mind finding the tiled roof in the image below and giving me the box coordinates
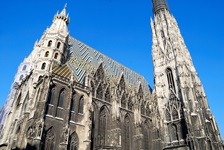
[52,64,76,81]
[67,36,151,93]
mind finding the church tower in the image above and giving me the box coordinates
[151,0,223,149]
[0,5,70,149]
[32,5,69,82]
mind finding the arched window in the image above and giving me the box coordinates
[69,132,79,150]
[121,94,126,108]
[172,109,179,120]
[22,65,27,71]
[54,53,58,59]
[123,116,131,150]
[70,92,75,112]
[78,96,84,114]
[48,87,55,105]
[99,107,107,146]
[45,51,49,57]
[141,103,145,115]
[57,89,65,108]
[166,68,176,92]
[41,63,46,70]
[105,87,110,102]
[170,124,178,141]
[128,98,133,111]
[143,125,149,150]
[44,127,55,150]
[166,109,171,121]
[48,40,52,47]
[19,75,24,80]
[146,104,150,116]
[57,42,61,49]
[96,84,103,99]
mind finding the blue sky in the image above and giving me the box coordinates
[0,0,223,139]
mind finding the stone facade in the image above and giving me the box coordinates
[0,1,223,150]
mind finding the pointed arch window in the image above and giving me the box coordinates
[57,89,65,108]
[121,94,126,108]
[146,104,150,116]
[99,107,107,146]
[166,109,171,121]
[48,87,55,105]
[45,51,49,57]
[172,109,179,120]
[166,68,176,92]
[44,127,55,150]
[19,75,24,80]
[69,132,79,150]
[41,63,46,70]
[96,84,103,99]
[141,102,145,115]
[143,125,149,150]
[105,87,110,102]
[170,124,178,141]
[128,98,133,111]
[78,96,84,114]
[48,40,52,47]
[57,42,61,49]
[123,116,131,150]
[22,65,27,71]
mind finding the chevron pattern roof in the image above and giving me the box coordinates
[67,36,151,92]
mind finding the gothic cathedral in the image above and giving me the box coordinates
[0,0,223,150]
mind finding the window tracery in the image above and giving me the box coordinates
[69,132,79,150]
[96,84,103,99]
[99,107,107,146]
[57,89,65,108]
[44,127,55,150]
[48,87,55,105]
[166,109,171,121]
[105,87,110,102]
[94,63,104,81]
[141,102,145,115]
[121,94,126,108]
[143,124,149,150]
[123,116,131,150]
[172,108,179,120]
[128,98,133,111]
[166,68,176,92]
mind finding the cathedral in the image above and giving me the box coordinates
[0,0,223,150]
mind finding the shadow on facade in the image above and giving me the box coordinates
[13,144,37,150]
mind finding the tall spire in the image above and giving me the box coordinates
[152,0,169,14]
[53,4,69,25]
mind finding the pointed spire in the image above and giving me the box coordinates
[54,4,70,25]
[60,3,67,16]
[152,0,169,14]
